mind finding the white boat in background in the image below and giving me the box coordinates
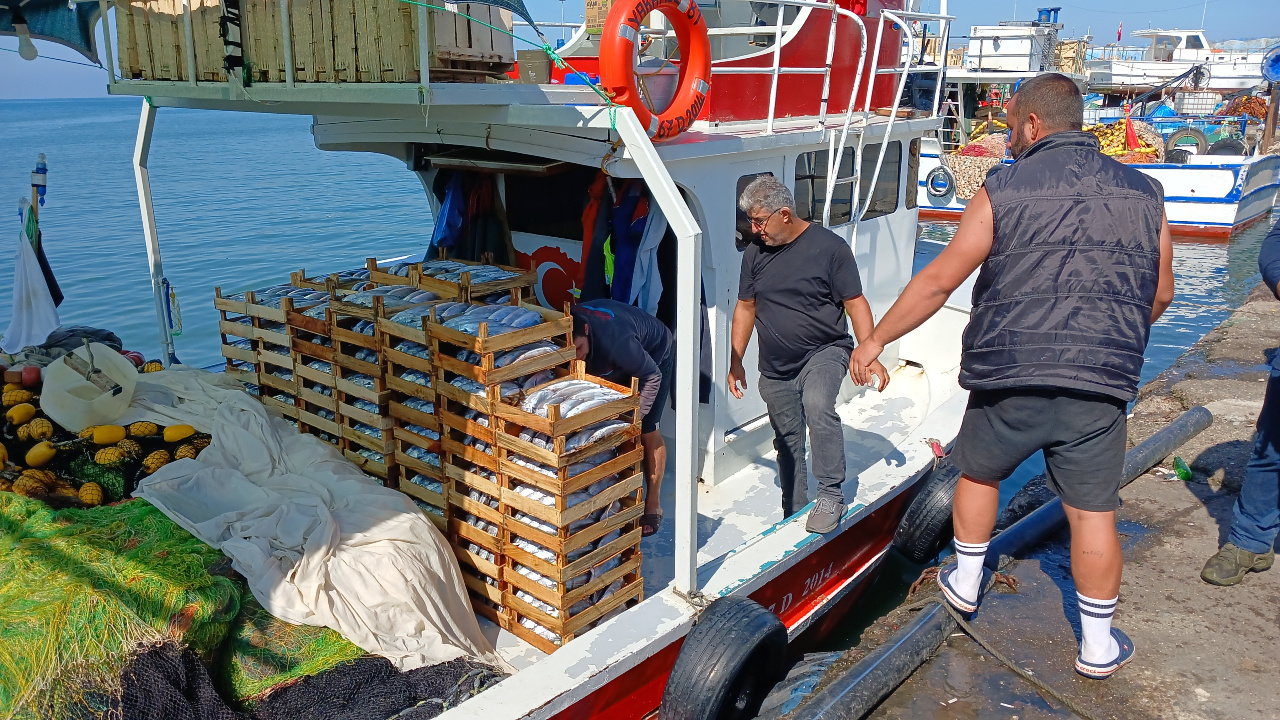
[919,138,1280,239]
[1087,29,1268,94]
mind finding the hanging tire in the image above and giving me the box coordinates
[1207,137,1248,156]
[1165,127,1208,155]
[1166,148,1191,165]
[924,165,955,198]
[659,596,789,720]
[892,460,961,564]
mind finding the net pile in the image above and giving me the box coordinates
[215,594,366,705]
[0,495,239,720]
[941,134,1008,200]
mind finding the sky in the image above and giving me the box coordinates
[1,0,1278,99]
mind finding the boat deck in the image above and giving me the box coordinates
[479,359,961,670]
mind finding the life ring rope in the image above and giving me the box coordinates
[600,0,713,140]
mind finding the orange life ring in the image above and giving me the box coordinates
[600,0,712,140]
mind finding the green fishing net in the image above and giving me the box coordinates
[0,494,240,720]
[214,594,366,706]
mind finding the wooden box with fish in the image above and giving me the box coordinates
[447,460,509,627]
[491,363,645,653]
[409,258,537,303]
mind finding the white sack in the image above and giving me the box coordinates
[133,385,498,670]
[2,203,59,353]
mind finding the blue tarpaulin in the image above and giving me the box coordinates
[1,1,101,63]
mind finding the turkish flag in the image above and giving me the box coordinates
[1117,22,1122,42]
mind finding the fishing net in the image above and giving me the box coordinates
[0,494,240,720]
[214,594,366,705]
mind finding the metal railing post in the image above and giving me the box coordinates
[133,99,178,365]
[183,0,197,84]
[280,0,295,86]
[99,0,117,86]
[816,0,838,128]
[612,108,703,599]
[765,6,785,134]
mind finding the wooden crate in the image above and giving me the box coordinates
[415,259,536,303]
[426,302,571,357]
[344,446,395,481]
[290,268,367,295]
[504,534,644,654]
[402,470,449,532]
[492,363,641,439]
[447,462,509,626]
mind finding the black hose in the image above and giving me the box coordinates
[788,406,1213,720]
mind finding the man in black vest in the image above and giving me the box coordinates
[850,73,1175,679]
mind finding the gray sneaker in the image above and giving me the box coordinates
[1201,542,1275,586]
[806,497,842,534]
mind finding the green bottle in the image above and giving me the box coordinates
[1173,456,1193,481]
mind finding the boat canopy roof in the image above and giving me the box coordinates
[1,0,101,62]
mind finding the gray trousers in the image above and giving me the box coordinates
[757,345,850,516]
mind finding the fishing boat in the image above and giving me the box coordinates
[918,136,1280,239]
[1087,29,1269,95]
[12,0,978,716]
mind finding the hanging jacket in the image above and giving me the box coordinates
[608,182,647,303]
[961,131,1164,402]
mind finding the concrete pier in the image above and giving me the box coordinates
[857,285,1280,720]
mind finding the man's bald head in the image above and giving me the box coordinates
[1006,73,1084,158]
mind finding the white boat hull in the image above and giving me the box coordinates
[919,149,1280,239]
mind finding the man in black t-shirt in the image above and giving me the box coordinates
[729,175,889,534]
[572,299,674,537]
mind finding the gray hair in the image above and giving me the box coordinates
[738,174,795,215]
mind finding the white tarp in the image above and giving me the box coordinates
[132,375,498,670]
[2,201,59,353]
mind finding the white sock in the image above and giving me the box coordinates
[1077,593,1120,664]
[951,538,989,601]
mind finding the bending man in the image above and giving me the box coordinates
[850,74,1174,679]
[729,175,888,534]
[572,298,673,537]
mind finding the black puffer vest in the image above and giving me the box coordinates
[960,131,1165,402]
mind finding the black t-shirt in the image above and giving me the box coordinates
[574,298,672,385]
[738,223,864,380]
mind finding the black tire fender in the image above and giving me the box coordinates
[1166,148,1191,164]
[892,461,961,564]
[660,596,789,720]
[1207,137,1248,156]
[1165,126,1208,155]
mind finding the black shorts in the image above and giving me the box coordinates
[642,350,675,435]
[951,388,1128,512]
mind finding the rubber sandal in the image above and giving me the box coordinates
[1075,628,1135,679]
[641,512,663,538]
[938,565,991,615]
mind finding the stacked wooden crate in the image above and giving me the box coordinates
[214,287,261,389]
[114,0,514,83]
[289,301,343,445]
[429,302,575,627]
[492,365,645,653]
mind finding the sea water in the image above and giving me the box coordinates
[0,97,434,366]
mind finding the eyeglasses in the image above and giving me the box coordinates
[748,208,779,230]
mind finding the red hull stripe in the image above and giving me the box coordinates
[546,490,913,720]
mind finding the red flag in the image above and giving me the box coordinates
[1117,22,1122,42]
[1124,103,1140,150]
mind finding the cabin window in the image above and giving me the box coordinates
[794,149,855,225]
[1184,35,1204,49]
[735,173,771,250]
[905,139,920,211]
[858,141,902,220]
